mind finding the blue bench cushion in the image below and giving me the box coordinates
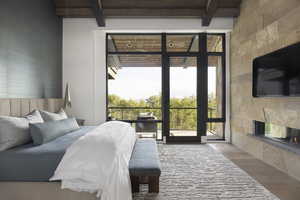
[129,139,161,176]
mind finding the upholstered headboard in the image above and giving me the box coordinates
[0,99,64,117]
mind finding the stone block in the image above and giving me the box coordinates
[283,151,300,181]
[244,135,263,160]
[262,143,287,172]
[278,6,300,38]
[261,0,300,27]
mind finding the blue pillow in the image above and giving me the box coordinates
[30,118,80,145]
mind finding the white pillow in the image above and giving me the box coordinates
[0,110,44,151]
[24,110,44,124]
[39,108,68,122]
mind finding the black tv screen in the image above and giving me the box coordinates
[253,41,300,97]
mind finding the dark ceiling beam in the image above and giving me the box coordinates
[56,8,93,17]
[90,0,105,26]
[106,8,207,17]
[104,8,239,17]
[202,0,219,26]
[56,8,239,18]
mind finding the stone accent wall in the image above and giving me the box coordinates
[230,0,300,180]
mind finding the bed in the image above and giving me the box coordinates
[0,98,161,200]
[0,99,106,200]
[0,126,95,182]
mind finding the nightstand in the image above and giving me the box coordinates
[76,119,85,126]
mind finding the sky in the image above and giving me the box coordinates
[109,67,216,100]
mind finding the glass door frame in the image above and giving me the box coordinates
[105,32,226,143]
[162,33,208,143]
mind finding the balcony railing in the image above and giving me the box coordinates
[108,106,217,133]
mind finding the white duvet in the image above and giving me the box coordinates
[50,121,136,200]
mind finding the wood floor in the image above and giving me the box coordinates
[209,143,300,200]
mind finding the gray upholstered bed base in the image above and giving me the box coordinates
[0,98,96,200]
[0,139,162,199]
[0,126,95,182]
[0,182,98,200]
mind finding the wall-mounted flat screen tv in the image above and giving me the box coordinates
[253,41,300,97]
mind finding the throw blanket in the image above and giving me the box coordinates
[50,121,136,200]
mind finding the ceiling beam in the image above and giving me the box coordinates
[90,0,105,26]
[56,8,239,18]
[202,0,219,26]
[56,8,93,17]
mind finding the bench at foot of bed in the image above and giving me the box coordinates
[131,175,160,193]
[129,139,161,193]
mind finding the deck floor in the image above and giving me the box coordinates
[137,130,223,140]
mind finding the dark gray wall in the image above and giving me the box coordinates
[0,0,62,98]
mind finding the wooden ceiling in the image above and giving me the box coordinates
[54,0,241,26]
[108,35,222,53]
[106,34,223,68]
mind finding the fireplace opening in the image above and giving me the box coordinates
[254,121,300,148]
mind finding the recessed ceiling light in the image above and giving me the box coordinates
[126,41,134,48]
[168,41,175,48]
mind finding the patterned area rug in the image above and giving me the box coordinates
[133,144,279,200]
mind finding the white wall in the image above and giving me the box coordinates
[225,33,231,142]
[63,18,233,126]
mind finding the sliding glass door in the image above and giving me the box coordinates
[162,33,207,143]
[168,56,198,140]
[106,33,226,143]
[106,34,163,140]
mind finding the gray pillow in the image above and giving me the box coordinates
[39,109,68,122]
[0,110,44,151]
[30,118,80,145]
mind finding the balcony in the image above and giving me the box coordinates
[108,106,222,140]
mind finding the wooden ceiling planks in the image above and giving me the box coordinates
[107,34,223,68]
